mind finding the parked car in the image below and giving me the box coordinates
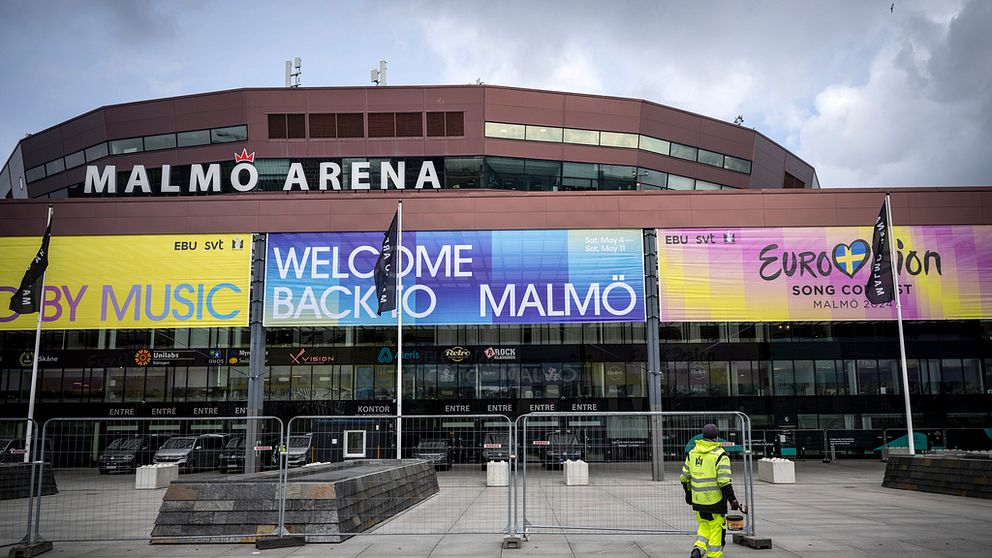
[153,434,226,472]
[414,439,451,471]
[542,430,583,469]
[219,434,279,474]
[0,438,52,463]
[97,434,171,474]
[272,433,313,469]
[480,432,510,470]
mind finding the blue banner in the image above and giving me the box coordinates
[264,229,645,326]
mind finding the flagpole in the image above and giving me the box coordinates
[885,193,915,455]
[396,200,403,460]
[24,206,53,463]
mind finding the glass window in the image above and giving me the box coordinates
[771,361,795,396]
[794,361,815,395]
[670,142,698,161]
[668,174,694,190]
[445,157,482,189]
[143,133,176,151]
[962,359,983,394]
[698,149,724,167]
[45,158,65,175]
[84,142,109,161]
[269,365,292,400]
[286,115,306,139]
[337,113,364,138]
[695,180,722,191]
[207,366,228,401]
[857,359,879,395]
[525,125,562,142]
[724,155,752,173]
[211,125,248,143]
[64,150,86,169]
[40,369,61,402]
[484,122,525,140]
[708,361,730,396]
[268,114,287,139]
[145,367,167,401]
[563,128,599,145]
[599,131,638,148]
[445,112,464,136]
[177,130,210,147]
[310,113,336,138]
[639,135,670,155]
[25,166,46,182]
[637,168,667,190]
[878,359,899,395]
[731,361,756,396]
[393,112,422,137]
[186,366,208,401]
[110,137,143,155]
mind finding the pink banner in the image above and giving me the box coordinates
[658,226,992,321]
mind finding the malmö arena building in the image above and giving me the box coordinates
[0,84,990,460]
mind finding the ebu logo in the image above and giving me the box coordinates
[444,346,471,363]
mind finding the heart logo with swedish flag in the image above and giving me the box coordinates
[832,240,871,278]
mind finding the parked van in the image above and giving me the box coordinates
[98,434,171,474]
[219,434,279,474]
[153,434,226,472]
[271,433,313,468]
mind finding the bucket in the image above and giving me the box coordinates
[726,514,745,531]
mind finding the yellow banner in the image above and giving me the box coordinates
[1,234,251,330]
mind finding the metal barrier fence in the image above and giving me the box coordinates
[515,411,755,537]
[283,414,514,536]
[30,416,283,544]
[0,418,38,548]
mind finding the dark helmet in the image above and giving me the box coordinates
[702,424,719,440]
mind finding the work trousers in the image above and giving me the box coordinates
[692,512,726,558]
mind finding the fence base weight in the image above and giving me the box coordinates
[502,534,523,549]
[7,541,53,558]
[256,535,305,550]
[733,534,772,549]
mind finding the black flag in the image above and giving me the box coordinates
[9,220,52,315]
[865,201,895,304]
[374,210,399,315]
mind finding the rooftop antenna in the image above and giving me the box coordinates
[371,60,387,86]
[285,57,302,87]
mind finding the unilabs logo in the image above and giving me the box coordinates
[444,346,471,363]
[134,349,152,366]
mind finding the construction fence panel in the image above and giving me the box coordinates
[281,414,513,538]
[516,411,754,537]
[0,418,39,548]
[32,416,283,544]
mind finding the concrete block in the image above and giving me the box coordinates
[486,461,509,486]
[758,458,795,484]
[135,463,179,489]
[564,459,589,486]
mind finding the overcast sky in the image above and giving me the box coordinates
[1,0,989,188]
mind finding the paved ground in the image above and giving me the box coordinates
[3,459,990,557]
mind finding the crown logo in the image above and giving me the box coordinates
[234,148,255,163]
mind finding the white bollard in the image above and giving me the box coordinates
[757,457,795,484]
[486,461,509,487]
[564,459,589,486]
[135,463,179,489]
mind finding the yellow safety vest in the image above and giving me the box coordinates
[680,438,732,507]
